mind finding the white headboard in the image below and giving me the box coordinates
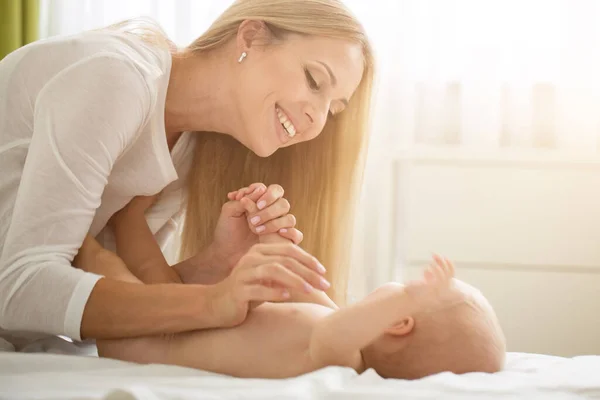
[393,148,600,356]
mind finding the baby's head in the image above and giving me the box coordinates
[361,280,506,379]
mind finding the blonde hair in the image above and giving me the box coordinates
[108,0,375,305]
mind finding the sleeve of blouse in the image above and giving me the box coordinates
[0,52,155,340]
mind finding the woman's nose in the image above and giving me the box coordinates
[302,102,328,137]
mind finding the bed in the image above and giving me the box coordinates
[1,351,599,399]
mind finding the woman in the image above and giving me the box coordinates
[0,0,374,351]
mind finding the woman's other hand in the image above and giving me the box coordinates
[208,242,329,327]
[210,182,301,272]
[229,183,303,245]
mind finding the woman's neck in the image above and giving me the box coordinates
[164,45,240,148]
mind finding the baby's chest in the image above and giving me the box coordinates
[212,304,330,378]
[241,304,318,354]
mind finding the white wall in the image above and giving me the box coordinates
[393,148,600,357]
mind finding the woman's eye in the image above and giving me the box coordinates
[304,67,320,91]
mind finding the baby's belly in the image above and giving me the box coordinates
[169,303,333,378]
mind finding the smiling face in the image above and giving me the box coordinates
[233,23,365,157]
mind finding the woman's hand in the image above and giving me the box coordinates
[230,185,304,245]
[209,183,301,272]
[225,192,339,309]
[208,242,329,328]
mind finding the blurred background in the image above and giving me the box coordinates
[3,0,600,357]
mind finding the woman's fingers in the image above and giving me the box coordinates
[256,184,284,210]
[244,285,290,303]
[254,214,296,235]
[233,183,292,232]
[240,244,328,289]
[256,243,326,275]
[247,197,291,228]
[243,262,314,294]
[265,255,330,291]
[277,227,304,245]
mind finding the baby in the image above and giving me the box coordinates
[75,193,506,380]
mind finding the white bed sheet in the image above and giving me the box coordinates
[1,352,599,400]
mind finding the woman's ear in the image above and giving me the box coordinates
[237,20,271,51]
[384,317,415,337]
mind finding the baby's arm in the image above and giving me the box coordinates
[308,283,410,366]
[309,257,455,366]
[110,195,182,284]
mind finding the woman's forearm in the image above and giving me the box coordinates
[80,278,220,339]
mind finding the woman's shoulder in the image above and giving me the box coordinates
[70,30,172,80]
[9,29,172,88]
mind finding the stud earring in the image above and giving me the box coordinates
[238,52,247,63]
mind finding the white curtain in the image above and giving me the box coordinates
[40,0,600,299]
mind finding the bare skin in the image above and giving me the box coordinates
[76,16,364,339]
[78,238,456,378]
[75,196,460,378]
[165,20,364,156]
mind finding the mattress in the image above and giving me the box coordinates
[1,352,599,399]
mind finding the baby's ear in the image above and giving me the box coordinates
[384,317,414,337]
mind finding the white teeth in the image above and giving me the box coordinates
[276,106,296,138]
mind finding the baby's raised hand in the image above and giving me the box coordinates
[423,254,455,286]
[405,255,457,313]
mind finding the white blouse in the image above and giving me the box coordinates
[0,30,195,346]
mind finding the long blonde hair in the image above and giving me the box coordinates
[111,0,375,305]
